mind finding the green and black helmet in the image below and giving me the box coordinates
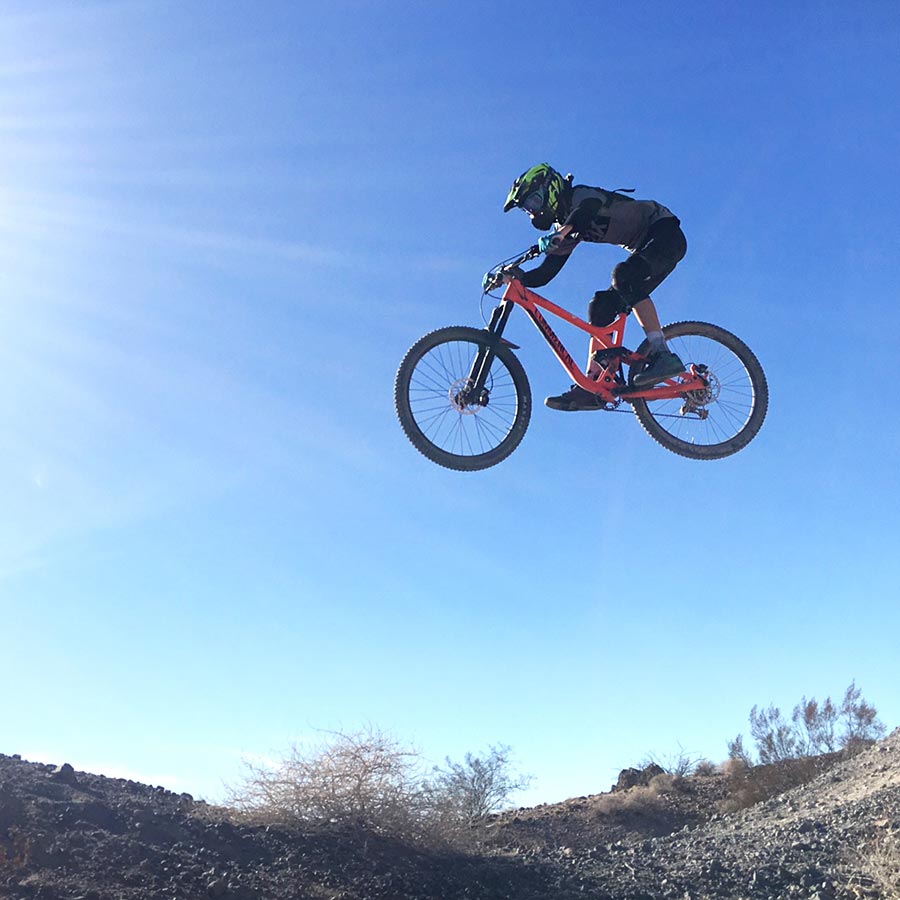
[503,163,568,229]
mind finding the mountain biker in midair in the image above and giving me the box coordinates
[493,163,688,410]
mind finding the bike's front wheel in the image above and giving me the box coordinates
[395,326,532,471]
[630,321,768,460]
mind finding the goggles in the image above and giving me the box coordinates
[520,189,546,214]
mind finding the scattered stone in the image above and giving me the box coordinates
[51,762,77,785]
[2,730,900,899]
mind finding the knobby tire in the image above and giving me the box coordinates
[629,321,768,460]
[395,326,532,472]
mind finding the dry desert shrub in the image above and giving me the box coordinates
[592,778,682,819]
[729,682,885,767]
[719,757,749,779]
[647,773,684,796]
[848,829,900,899]
[718,753,841,813]
[227,727,529,848]
[227,726,431,840]
[639,748,707,778]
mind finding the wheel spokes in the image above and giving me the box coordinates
[407,339,520,458]
[645,332,757,447]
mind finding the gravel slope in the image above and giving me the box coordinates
[1,730,898,900]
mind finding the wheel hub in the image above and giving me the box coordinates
[449,378,488,415]
[681,370,720,416]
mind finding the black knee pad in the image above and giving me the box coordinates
[612,255,652,306]
[588,289,626,326]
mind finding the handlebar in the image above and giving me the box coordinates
[507,245,542,268]
[483,245,542,293]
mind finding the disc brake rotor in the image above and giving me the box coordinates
[681,370,720,416]
[449,378,488,415]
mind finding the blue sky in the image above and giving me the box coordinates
[2,0,899,805]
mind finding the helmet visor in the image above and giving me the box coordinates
[520,189,546,214]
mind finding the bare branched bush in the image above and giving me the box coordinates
[427,745,532,828]
[227,726,434,841]
[794,694,839,754]
[639,746,705,777]
[749,703,799,764]
[726,734,753,768]
[840,681,887,747]
[227,727,530,849]
[729,681,885,766]
[719,683,887,812]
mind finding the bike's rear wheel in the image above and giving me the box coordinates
[630,321,768,460]
[395,326,532,471]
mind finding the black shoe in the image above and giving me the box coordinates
[545,385,604,411]
[631,350,685,387]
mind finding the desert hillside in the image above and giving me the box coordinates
[2,731,899,899]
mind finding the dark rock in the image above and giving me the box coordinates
[207,878,228,898]
[613,763,666,792]
[51,763,77,785]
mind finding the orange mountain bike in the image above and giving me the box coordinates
[395,245,768,471]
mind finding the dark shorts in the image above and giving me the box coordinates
[633,217,687,297]
[592,218,688,324]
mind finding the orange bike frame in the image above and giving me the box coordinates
[499,279,704,404]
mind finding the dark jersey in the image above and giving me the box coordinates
[519,185,677,289]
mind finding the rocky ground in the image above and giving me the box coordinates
[2,731,899,900]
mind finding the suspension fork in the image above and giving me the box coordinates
[464,301,515,398]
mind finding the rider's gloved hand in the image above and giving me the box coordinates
[482,271,501,292]
[538,232,562,254]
